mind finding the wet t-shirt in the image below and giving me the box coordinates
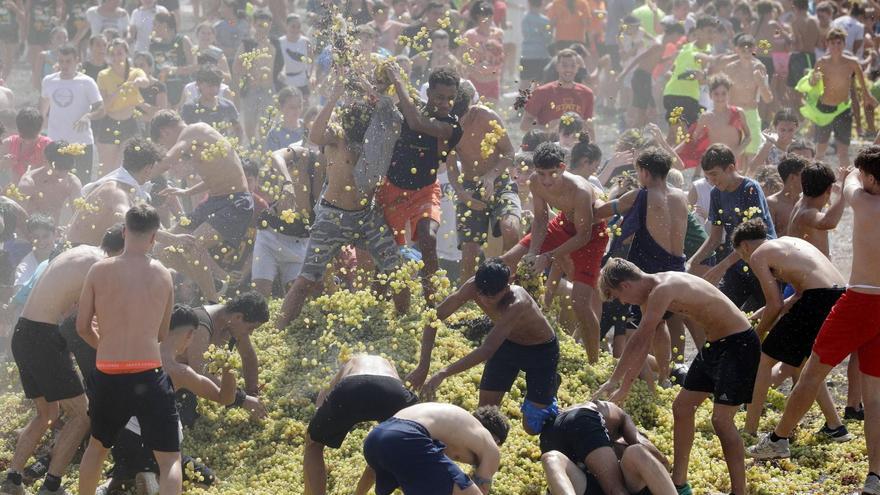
[708,177,776,261]
[386,113,462,190]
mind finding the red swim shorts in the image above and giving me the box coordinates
[377,180,442,246]
[519,212,609,288]
[813,289,880,377]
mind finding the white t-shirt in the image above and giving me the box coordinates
[85,6,130,37]
[830,15,865,58]
[41,72,103,145]
[130,5,169,53]
[14,252,38,288]
[181,81,233,106]
[279,35,311,88]
[437,169,461,262]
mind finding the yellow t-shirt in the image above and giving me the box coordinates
[97,67,146,114]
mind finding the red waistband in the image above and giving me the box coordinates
[96,360,162,374]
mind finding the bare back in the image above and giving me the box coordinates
[456,106,512,179]
[18,167,82,223]
[645,186,688,256]
[847,176,880,288]
[474,285,556,345]
[767,191,797,236]
[21,245,105,323]
[753,237,845,292]
[788,200,830,256]
[394,402,497,465]
[88,255,173,363]
[66,181,133,246]
[338,354,400,380]
[791,14,820,53]
[648,272,751,340]
[179,123,248,196]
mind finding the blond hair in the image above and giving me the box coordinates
[598,258,644,301]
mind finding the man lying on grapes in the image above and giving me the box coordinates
[303,354,418,495]
[411,258,560,435]
[540,400,676,495]
[593,258,760,495]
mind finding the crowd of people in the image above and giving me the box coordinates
[0,0,879,493]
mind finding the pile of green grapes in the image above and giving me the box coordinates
[0,263,869,494]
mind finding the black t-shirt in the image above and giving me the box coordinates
[386,113,462,190]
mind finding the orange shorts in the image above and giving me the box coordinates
[377,180,442,245]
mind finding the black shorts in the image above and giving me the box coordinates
[28,28,51,46]
[364,417,473,495]
[480,337,559,404]
[756,55,775,80]
[521,58,551,83]
[763,287,845,367]
[187,192,255,246]
[158,0,179,10]
[684,328,761,405]
[539,408,612,463]
[600,300,630,339]
[59,314,96,386]
[814,104,853,146]
[175,388,200,428]
[719,262,765,312]
[11,318,84,402]
[87,368,180,452]
[307,374,418,448]
[631,68,654,110]
[787,52,815,87]
[94,116,140,145]
[663,95,702,128]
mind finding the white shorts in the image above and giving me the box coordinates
[251,229,309,285]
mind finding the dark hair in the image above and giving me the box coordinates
[15,108,43,139]
[44,140,75,171]
[793,0,808,10]
[754,165,782,196]
[371,1,388,13]
[101,223,125,253]
[558,112,583,137]
[196,67,223,86]
[556,48,578,61]
[827,27,847,42]
[122,138,164,174]
[514,151,533,171]
[570,133,600,168]
[528,0,542,7]
[474,258,510,296]
[787,138,815,157]
[700,143,736,171]
[133,51,155,69]
[533,142,566,169]
[58,44,79,58]
[339,100,372,144]
[731,218,768,247]
[428,67,460,89]
[772,108,799,127]
[226,291,270,323]
[150,110,182,142]
[108,38,131,80]
[695,15,718,30]
[26,214,55,233]
[521,129,552,152]
[854,145,880,182]
[800,161,836,197]
[469,0,494,22]
[277,86,303,107]
[285,13,301,24]
[154,12,176,31]
[89,34,107,47]
[776,154,808,182]
[851,2,866,17]
[734,33,756,47]
[241,158,260,178]
[473,405,510,445]
[708,73,732,92]
[451,82,475,118]
[253,8,272,21]
[170,304,200,331]
[816,0,834,14]
[636,147,673,179]
[662,21,685,36]
[125,204,161,234]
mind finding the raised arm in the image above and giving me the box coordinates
[309,76,344,146]
[390,67,455,140]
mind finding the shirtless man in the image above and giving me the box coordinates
[766,154,807,236]
[747,145,880,495]
[1,230,123,495]
[731,219,850,440]
[540,400,676,495]
[788,161,848,256]
[362,402,508,495]
[787,0,820,90]
[593,259,761,495]
[803,28,876,168]
[17,141,82,224]
[500,142,607,363]
[304,354,418,495]
[367,1,408,53]
[449,83,521,283]
[721,34,772,170]
[76,204,180,495]
[685,75,750,159]
[594,144,689,384]
[275,75,407,330]
[410,258,559,435]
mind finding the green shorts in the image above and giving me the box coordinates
[744,107,763,155]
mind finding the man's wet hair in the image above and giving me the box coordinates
[26,214,55,234]
[196,67,223,86]
[226,291,270,323]
[827,27,847,42]
[469,0,494,21]
[533,142,566,169]
[636,147,672,179]
[44,140,75,171]
[695,15,718,31]
[787,138,815,157]
[58,44,79,58]
[150,110,182,142]
[241,158,260,178]
[339,100,372,144]
[428,67,460,89]
[661,21,685,37]
[556,48,578,61]
[521,129,552,152]
[793,0,808,10]
[473,405,510,445]
[451,81,475,118]
[734,33,756,47]
[277,86,303,107]
[170,304,200,331]
[800,161,836,197]
[101,223,125,254]
[598,258,644,301]
[558,112,583,137]
[854,145,880,183]
[772,108,799,126]
[777,154,809,182]
[709,73,732,92]
[16,108,43,139]
[155,11,176,30]
[123,138,164,174]
[754,165,782,195]
[732,218,768,247]
[700,143,736,171]
[125,204,161,234]
[474,258,510,296]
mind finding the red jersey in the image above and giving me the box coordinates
[524,81,594,126]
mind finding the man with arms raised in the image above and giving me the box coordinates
[788,161,848,257]
[76,205,180,495]
[721,34,772,169]
[731,218,850,440]
[362,403,508,495]
[1,228,124,495]
[594,259,761,495]
[500,142,607,363]
[747,145,880,495]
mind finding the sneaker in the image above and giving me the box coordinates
[23,456,50,484]
[675,483,693,495]
[746,433,791,459]
[0,480,24,495]
[134,472,159,495]
[817,423,853,443]
[37,485,67,494]
[863,473,880,495]
[845,405,865,421]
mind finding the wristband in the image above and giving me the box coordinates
[472,474,493,487]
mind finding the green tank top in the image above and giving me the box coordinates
[663,42,711,100]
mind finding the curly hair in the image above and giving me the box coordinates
[338,100,373,144]
[473,405,510,445]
